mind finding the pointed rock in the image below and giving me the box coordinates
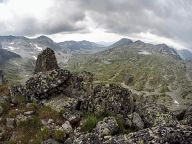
[34,48,59,74]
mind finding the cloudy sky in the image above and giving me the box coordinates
[0,0,192,49]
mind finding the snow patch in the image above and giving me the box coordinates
[14,62,20,66]
[103,60,111,65]
[174,100,179,105]
[138,50,152,55]
[34,44,43,51]
[8,46,19,51]
[33,56,37,60]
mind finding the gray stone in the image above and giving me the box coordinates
[6,118,15,128]
[41,138,60,144]
[111,125,192,144]
[182,105,192,126]
[137,103,179,127]
[94,117,118,137]
[62,121,73,134]
[0,105,3,116]
[132,112,144,130]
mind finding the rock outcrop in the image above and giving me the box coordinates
[111,125,192,144]
[34,48,59,74]
[136,103,179,128]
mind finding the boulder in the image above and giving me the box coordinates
[26,69,71,100]
[131,112,144,130]
[0,105,3,116]
[0,127,5,141]
[123,74,133,85]
[62,121,73,134]
[10,70,93,101]
[41,138,60,144]
[182,105,192,126]
[94,117,118,137]
[34,48,59,74]
[111,125,192,144]
[6,118,15,128]
[137,103,178,127]
[65,133,102,144]
[67,125,192,144]
[82,84,134,118]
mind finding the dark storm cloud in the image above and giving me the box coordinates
[0,0,192,48]
[79,0,192,48]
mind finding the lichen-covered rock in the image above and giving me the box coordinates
[82,84,134,118]
[66,125,192,144]
[15,114,32,126]
[65,133,103,144]
[34,48,59,74]
[94,117,118,137]
[137,103,178,127]
[61,71,93,99]
[10,85,27,103]
[182,105,192,126]
[123,74,134,85]
[11,69,93,102]
[0,105,3,116]
[62,121,73,134]
[6,118,15,128]
[131,112,144,130]
[26,69,71,100]
[44,96,79,112]
[41,138,60,144]
[111,125,192,144]
[0,127,5,141]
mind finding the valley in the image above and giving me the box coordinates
[1,37,192,111]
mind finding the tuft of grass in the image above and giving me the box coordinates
[37,106,60,121]
[0,84,10,96]
[15,116,43,143]
[81,115,99,132]
[52,130,66,142]
[34,127,51,143]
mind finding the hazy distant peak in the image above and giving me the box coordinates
[110,38,133,48]
[134,40,144,44]
[35,35,54,42]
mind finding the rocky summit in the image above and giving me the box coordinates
[0,48,192,143]
[34,48,59,74]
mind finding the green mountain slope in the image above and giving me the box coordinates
[65,43,192,110]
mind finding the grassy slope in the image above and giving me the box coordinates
[65,46,192,110]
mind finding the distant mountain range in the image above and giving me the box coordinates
[106,38,181,59]
[0,35,63,59]
[0,35,191,61]
[177,49,192,61]
[0,44,21,66]
[58,40,106,54]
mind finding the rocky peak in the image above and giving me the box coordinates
[34,48,59,74]
[35,35,54,42]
